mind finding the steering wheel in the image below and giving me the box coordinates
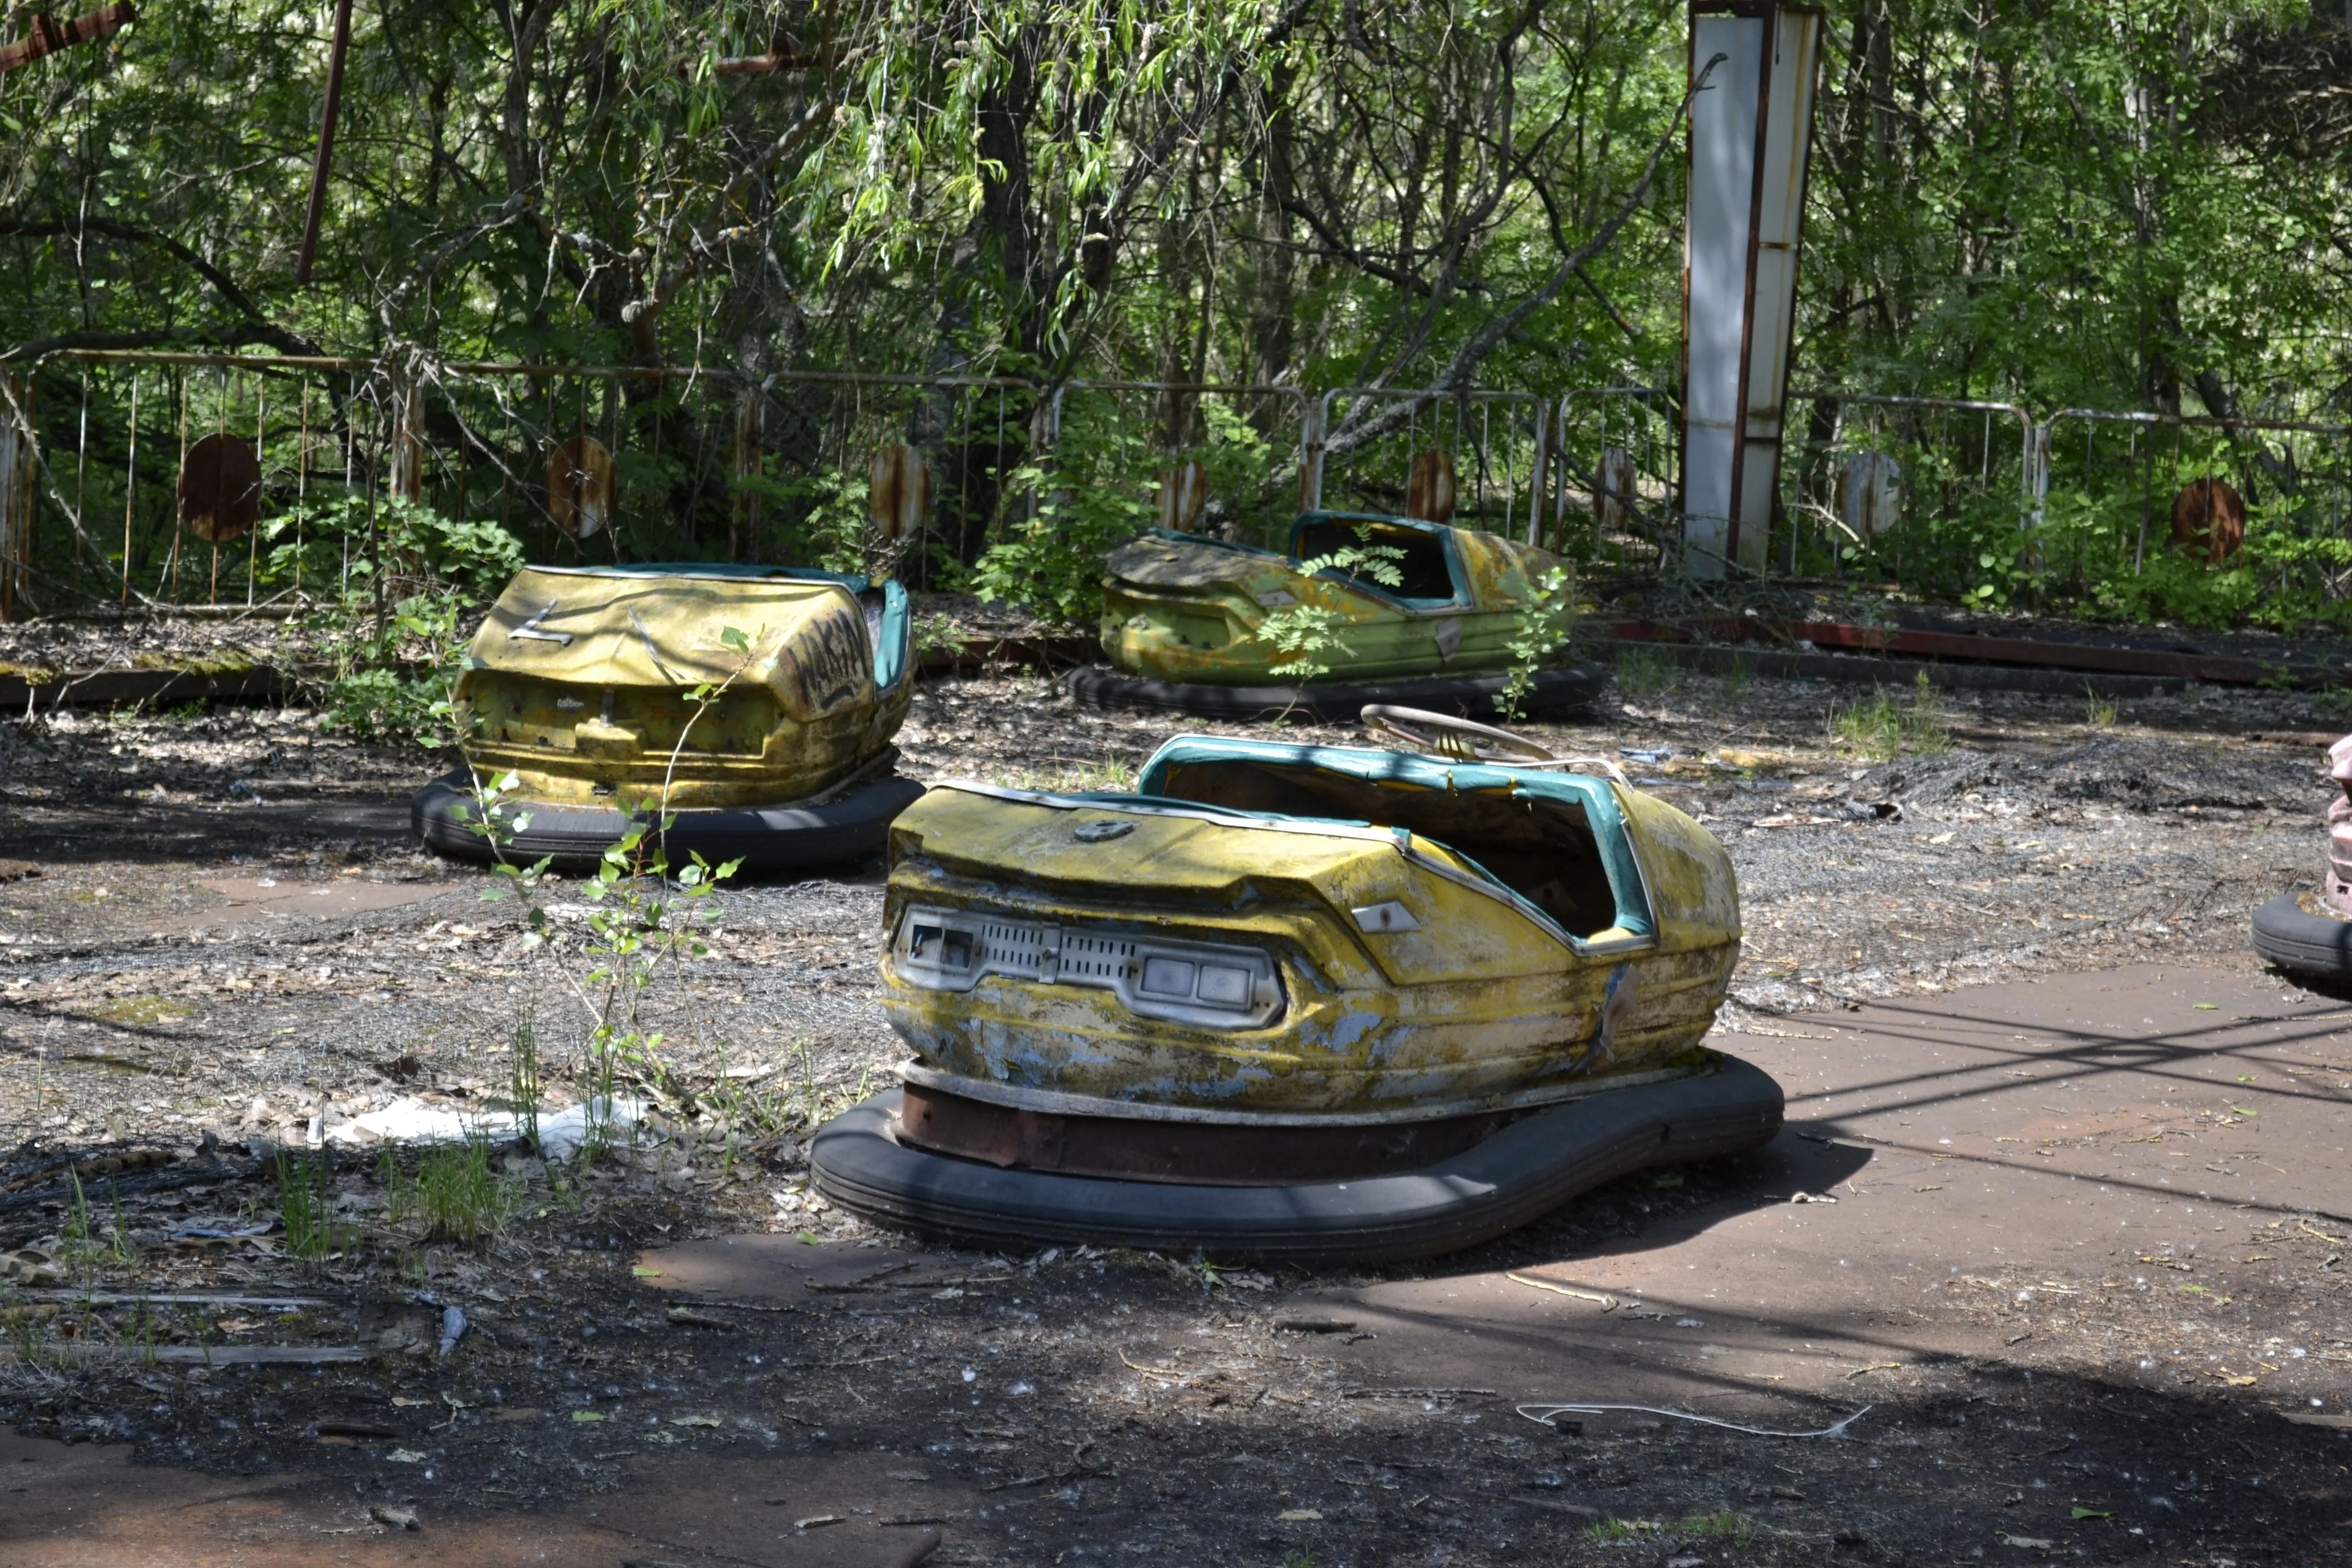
[1357,704,1629,781]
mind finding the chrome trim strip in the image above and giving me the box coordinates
[896,1060,1710,1128]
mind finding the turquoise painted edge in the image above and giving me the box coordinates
[1129,737,1654,938]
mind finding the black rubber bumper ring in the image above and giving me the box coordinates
[1067,663,1602,724]
[809,1054,1784,1264]
[411,769,925,876]
[2251,892,2352,978]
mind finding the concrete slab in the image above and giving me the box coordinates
[1271,962,2352,1427]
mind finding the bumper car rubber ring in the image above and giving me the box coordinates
[2251,893,2352,979]
[809,1053,1784,1264]
[1067,663,1602,725]
[411,768,926,876]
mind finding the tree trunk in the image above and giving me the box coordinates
[1250,56,1298,420]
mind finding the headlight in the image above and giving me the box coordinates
[893,906,1283,1029]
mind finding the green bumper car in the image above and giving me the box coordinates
[1072,512,1598,721]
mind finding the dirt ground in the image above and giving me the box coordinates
[2,638,2349,1566]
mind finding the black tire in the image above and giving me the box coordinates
[411,769,925,876]
[810,1054,1784,1264]
[1067,663,1602,724]
[2251,893,2352,978]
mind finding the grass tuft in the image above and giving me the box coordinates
[401,1135,516,1245]
[1834,671,1950,760]
[1613,648,1679,701]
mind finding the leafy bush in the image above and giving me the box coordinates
[258,496,525,744]
[964,392,1284,626]
[968,401,1155,624]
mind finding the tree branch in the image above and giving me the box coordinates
[0,217,321,356]
[1324,52,1721,459]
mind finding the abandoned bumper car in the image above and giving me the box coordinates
[413,562,922,874]
[812,708,1780,1261]
[1071,511,1600,722]
[2250,733,2352,978]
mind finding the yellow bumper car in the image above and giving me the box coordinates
[1072,513,1598,721]
[413,563,922,874]
[812,708,1780,1260]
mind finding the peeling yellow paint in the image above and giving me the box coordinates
[878,750,1741,1120]
[453,566,907,810]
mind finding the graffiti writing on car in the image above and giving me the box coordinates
[786,603,871,716]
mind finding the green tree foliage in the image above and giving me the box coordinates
[4,1,2350,625]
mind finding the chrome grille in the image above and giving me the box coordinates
[893,906,1283,1029]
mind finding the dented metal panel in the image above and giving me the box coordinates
[453,564,909,811]
[876,743,1739,1123]
[1099,513,1572,685]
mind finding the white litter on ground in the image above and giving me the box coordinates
[326,1096,646,1159]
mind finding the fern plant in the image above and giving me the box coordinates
[1254,526,1407,682]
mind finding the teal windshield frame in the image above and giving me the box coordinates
[1132,736,1654,939]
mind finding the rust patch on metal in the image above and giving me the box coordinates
[1156,461,1208,532]
[868,442,928,541]
[895,1082,1516,1186]
[0,1,135,74]
[1405,448,1456,523]
[176,433,260,544]
[547,436,614,540]
[2171,476,2246,565]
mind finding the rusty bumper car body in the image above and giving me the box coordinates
[1074,513,1598,721]
[413,563,921,874]
[812,715,1781,1260]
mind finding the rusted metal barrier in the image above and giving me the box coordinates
[2038,406,2352,604]
[1313,387,1550,542]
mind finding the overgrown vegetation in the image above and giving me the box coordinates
[1255,526,1408,682]
[9,2,2352,630]
[262,495,525,744]
[1833,672,1953,761]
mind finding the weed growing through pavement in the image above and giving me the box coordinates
[455,625,761,1171]
[1496,563,1577,722]
[105,1185,133,1266]
[406,1135,514,1245]
[60,1171,108,1280]
[275,1149,342,1260]
[1833,671,1951,760]
[2084,686,2119,727]
[1613,648,1679,701]
[6,1309,47,1369]
[1675,1508,1755,1542]
[507,1000,543,1155]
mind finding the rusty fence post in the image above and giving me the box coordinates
[0,370,25,621]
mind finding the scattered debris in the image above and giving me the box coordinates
[1505,1271,1618,1309]
[1516,1403,1874,1439]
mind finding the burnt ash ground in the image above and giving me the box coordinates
[0,641,2347,1565]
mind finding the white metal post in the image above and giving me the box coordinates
[1680,1,1823,579]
